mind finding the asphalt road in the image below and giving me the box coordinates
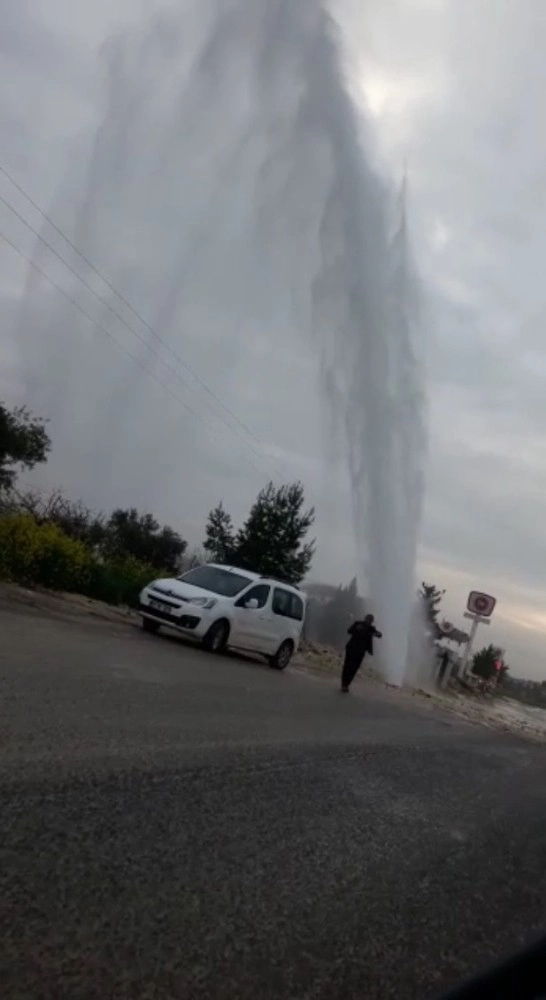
[1,605,545,1000]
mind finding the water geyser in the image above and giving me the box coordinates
[15,0,427,685]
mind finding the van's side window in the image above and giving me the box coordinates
[235,584,270,609]
[272,588,304,621]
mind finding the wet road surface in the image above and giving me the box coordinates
[1,605,544,999]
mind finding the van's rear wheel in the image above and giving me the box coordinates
[142,617,160,634]
[202,619,229,653]
[268,640,294,671]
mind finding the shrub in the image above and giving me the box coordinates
[0,512,38,581]
[0,514,157,606]
[33,523,93,592]
[0,514,92,591]
[85,556,157,607]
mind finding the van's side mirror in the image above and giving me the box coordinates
[245,598,259,610]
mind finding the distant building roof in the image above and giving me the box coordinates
[440,625,470,644]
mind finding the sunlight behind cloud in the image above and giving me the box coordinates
[360,66,442,121]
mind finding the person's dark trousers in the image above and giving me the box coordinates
[341,651,364,689]
[437,659,448,685]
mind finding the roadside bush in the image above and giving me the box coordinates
[0,514,92,591]
[0,512,38,581]
[0,514,157,606]
[85,555,157,607]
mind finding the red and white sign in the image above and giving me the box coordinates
[467,591,496,618]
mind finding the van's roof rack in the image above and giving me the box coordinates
[260,575,299,589]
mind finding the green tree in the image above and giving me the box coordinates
[0,402,50,491]
[48,497,105,549]
[472,644,503,681]
[419,581,445,635]
[103,508,186,574]
[11,488,106,549]
[203,501,235,563]
[222,481,315,585]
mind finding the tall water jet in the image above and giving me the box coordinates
[13,0,426,684]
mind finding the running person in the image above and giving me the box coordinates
[341,614,382,692]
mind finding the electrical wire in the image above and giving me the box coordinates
[0,227,276,481]
[0,163,288,480]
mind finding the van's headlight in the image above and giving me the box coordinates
[188,597,217,609]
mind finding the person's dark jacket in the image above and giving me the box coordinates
[346,620,382,657]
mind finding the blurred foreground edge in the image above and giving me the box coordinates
[438,935,546,999]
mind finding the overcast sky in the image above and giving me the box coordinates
[1,0,546,678]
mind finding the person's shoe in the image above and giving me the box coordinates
[340,685,349,693]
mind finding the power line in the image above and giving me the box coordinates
[0,227,275,481]
[0,162,288,479]
[0,189,287,482]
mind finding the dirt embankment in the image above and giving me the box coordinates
[0,581,137,628]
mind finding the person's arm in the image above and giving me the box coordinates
[347,623,357,636]
[373,628,383,638]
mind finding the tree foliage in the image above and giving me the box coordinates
[472,644,504,681]
[203,501,235,563]
[1,488,186,576]
[419,581,445,634]
[203,481,315,585]
[0,513,156,606]
[2,487,106,548]
[0,402,50,491]
[102,508,186,574]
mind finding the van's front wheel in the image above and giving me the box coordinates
[268,640,294,671]
[202,619,230,653]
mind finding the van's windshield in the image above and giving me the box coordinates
[178,565,252,596]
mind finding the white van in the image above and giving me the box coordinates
[139,563,306,670]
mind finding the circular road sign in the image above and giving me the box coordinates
[467,591,496,618]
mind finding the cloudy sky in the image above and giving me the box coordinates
[1,0,545,678]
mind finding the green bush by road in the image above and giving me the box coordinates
[0,514,155,607]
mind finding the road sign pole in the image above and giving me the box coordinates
[460,615,480,678]
[457,591,497,680]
